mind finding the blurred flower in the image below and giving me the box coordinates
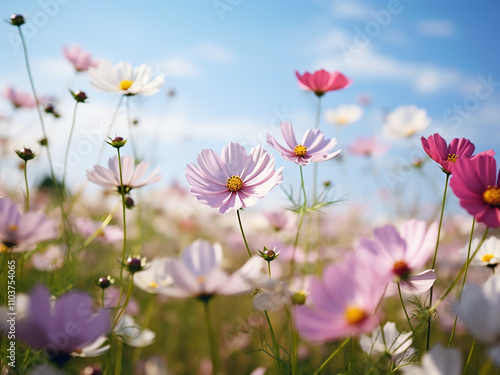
[295,254,386,343]
[359,322,414,364]
[73,217,123,243]
[295,69,351,97]
[402,345,461,375]
[267,122,340,166]
[104,286,139,315]
[31,245,65,271]
[253,279,293,312]
[382,105,430,139]
[158,239,264,299]
[71,336,110,357]
[421,133,494,175]
[3,86,36,108]
[262,209,296,231]
[89,61,165,96]
[449,153,500,228]
[356,220,438,294]
[63,45,98,72]
[134,257,173,293]
[348,136,389,157]
[13,285,110,359]
[0,197,58,252]
[456,274,500,365]
[325,104,363,126]
[460,236,500,269]
[87,155,161,194]
[115,314,155,347]
[185,142,283,214]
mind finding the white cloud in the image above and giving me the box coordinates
[417,19,456,37]
[155,57,201,78]
[330,0,369,19]
[195,42,234,64]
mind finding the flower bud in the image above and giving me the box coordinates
[71,90,88,103]
[15,147,36,161]
[258,246,280,262]
[125,196,134,209]
[106,136,127,149]
[10,14,25,26]
[44,103,61,118]
[97,275,114,289]
[125,256,148,274]
[291,291,307,306]
[39,138,48,147]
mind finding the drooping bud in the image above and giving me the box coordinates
[125,196,134,209]
[10,14,25,26]
[15,147,36,161]
[44,103,61,118]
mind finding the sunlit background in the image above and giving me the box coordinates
[1,0,500,222]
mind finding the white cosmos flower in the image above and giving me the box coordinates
[359,322,413,364]
[71,336,110,357]
[324,104,363,126]
[382,105,430,139]
[115,314,155,347]
[401,344,461,375]
[460,237,500,268]
[134,257,173,294]
[89,61,165,96]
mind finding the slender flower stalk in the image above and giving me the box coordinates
[449,218,475,346]
[313,96,322,200]
[117,148,128,281]
[291,166,307,275]
[126,95,139,160]
[62,101,80,195]
[203,300,219,375]
[237,210,252,258]
[426,173,450,350]
[23,161,29,212]
[114,274,134,328]
[264,310,283,374]
[313,338,350,375]
[16,25,56,185]
[97,95,125,163]
[397,283,415,338]
[462,339,475,375]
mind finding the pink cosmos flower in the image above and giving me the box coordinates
[421,134,494,174]
[158,239,264,299]
[185,142,283,214]
[356,220,438,294]
[348,136,389,157]
[449,153,500,228]
[73,217,123,243]
[295,254,386,343]
[87,155,161,193]
[295,69,352,97]
[63,45,98,72]
[0,197,58,252]
[267,122,340,166]
[15,285,110,357]
[3,86,36,108]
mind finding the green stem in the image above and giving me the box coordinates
[203,299,219,375]
[62,101,79,196]
[312,96,322,202]
[268,262,271,278]
[462,339,475,375]
[291,166,307,276]
[132,294,156,365]
[313,337,350,375]
[17,25,56,184]
[237,210,252,257]
[113,338,123,375]
[114,274,134,328]
[23,160,29,212]
[449,217,475,347]
[426,172,450,350]
[264,310,283,374]
[97,95,125,164]
[126,95,139,160]
[397,283,415,338]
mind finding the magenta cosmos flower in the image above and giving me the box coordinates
[296,69,352,97]
[348,136,389,157]
[0,197,57,252]
[87,155,161,193]
[3,86,36,108]
[355,220,438,294]
[15,285,110,359]
[421,133,494,175]
[295,254,386,343]
[450,153,500,228]
[185,142,283,214]
[63,45,98,72]
[157,239,264,299]
[267,121,340,166]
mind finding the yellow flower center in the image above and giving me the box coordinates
[294,145,307,157]
[226,175,243,192]
[447,153,458,162]
[148,281,158,289]
[197,276,205,284]
[482,254,495,263]
[8,224,18,232]
[336,117,348,125]
[119,80,134,91]
[393,260,411,278]
[483,186,500,206]
[403,126,417,137]
[344,306,367,325]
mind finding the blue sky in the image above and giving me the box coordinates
[1,0,500,220]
